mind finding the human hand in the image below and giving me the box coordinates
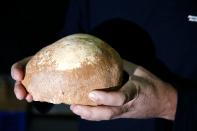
[11,57,33,102]
[70,60,177,121]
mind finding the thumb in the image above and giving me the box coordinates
[89,79,138,106]
[88,90,125,106]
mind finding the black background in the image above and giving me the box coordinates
[0,0,68,73]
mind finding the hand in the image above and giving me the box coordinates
[11,57,33,102]
[70,60,177,121]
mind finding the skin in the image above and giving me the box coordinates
[11,57,33,102]
[11,57,177,121]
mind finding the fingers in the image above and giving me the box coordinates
[11,57,31,81]
[26,94,33,102]
[14,81,33,101]
[11,57,33,101]
[123,59,138,75]
[14,82,27,100]
[123,59,158,82]
[133,66,159,82]
[89,80,138,106]
[70,105,122,121]
[89,91,126,106]
[123,59,155,79]
[120,79,139,103]
[11,63,24,81]
[87,60,144,106]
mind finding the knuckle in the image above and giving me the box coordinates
[122,104,130,113]
[105,108,117,120]
[120,91,129,105]
[117,97,126,106]
[106,114,113,120]
[113,92,126,106]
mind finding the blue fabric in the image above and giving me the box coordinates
[0,111,26,131]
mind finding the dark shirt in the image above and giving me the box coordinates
[59,0,197,131]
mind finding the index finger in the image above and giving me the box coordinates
[123,59,138,75]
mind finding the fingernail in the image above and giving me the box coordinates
[89,92,98,102]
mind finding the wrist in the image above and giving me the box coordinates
[159,83,177,120]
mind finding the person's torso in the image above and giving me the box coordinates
[62,0,197,130]
[74,0,197,80]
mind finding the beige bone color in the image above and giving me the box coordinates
[22,34,123,105]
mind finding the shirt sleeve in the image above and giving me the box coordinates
[173,81,197,131]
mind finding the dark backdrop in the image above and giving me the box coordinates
[0,1,68,73]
